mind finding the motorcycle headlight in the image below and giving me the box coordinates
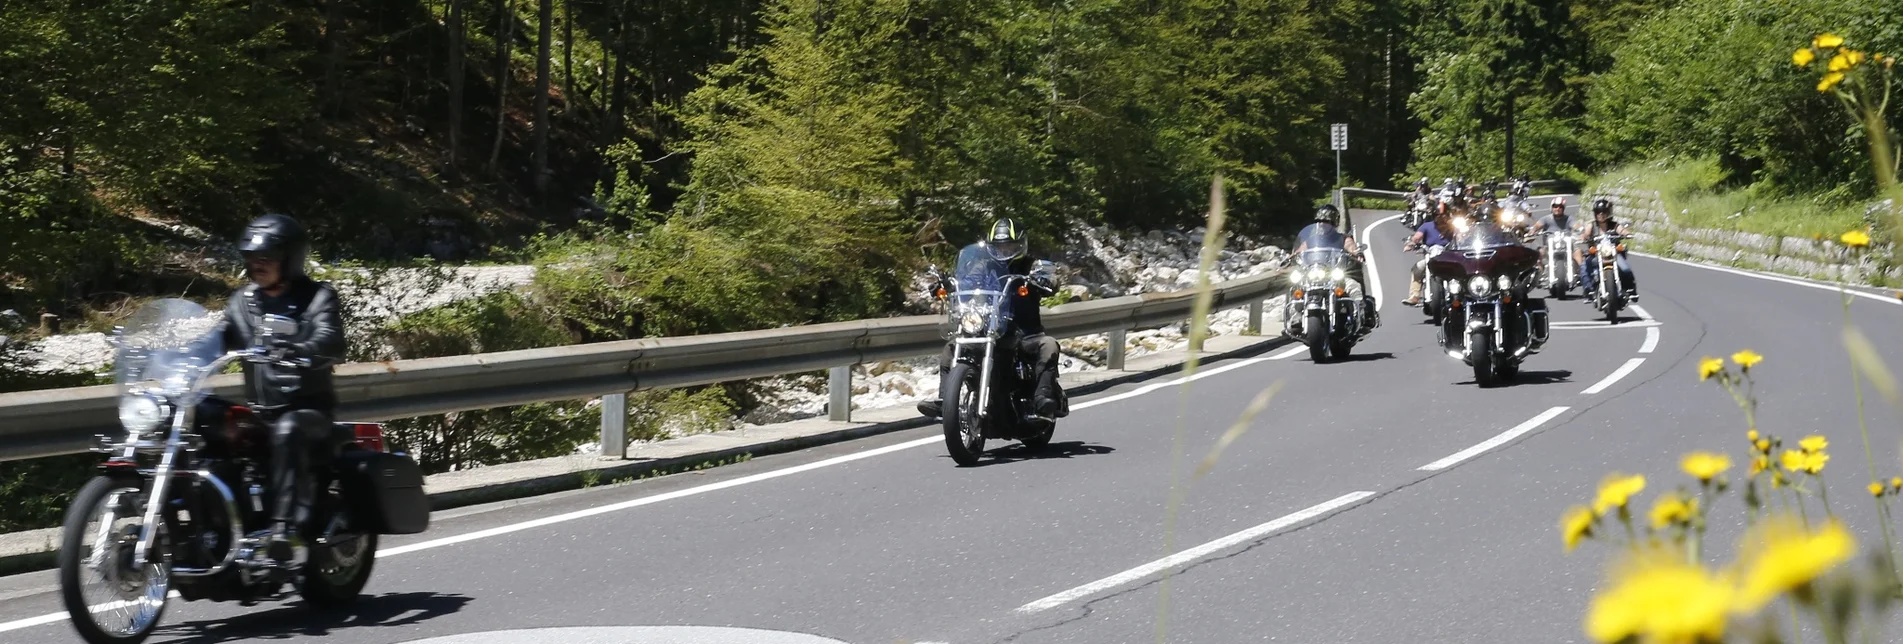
[1468,276,1493,296]
[119,396,167,434]
[1308,267,1329,281]
[958,310,985,335]
[1447,279,1462,295]
[1497,275,1513,290]
[1329,267,1346,281]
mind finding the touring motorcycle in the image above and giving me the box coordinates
[59,299,429,644]
[1427,222,1550,387]
[934,244,1067,466]
[1283,245,1375,362]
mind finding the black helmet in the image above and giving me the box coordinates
[1313,204,1341,226]
[987,217,1027,261]
[237,213,310,282]
[1591,198,1613,216]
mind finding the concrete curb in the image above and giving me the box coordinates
[0,334,1292,577]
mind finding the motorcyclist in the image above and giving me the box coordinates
[1406,178,1432,210]
[219,214,346,565]
[1530,196,1575,235]
[1578,198,1639,301]
[1402,205,1460,305]
[917,218,1062,422]
[1293,205,1378,326]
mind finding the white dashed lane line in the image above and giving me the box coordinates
[1417,406,1571,471]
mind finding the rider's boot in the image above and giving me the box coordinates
[1403,280,1423,306]
[917,399,942,419]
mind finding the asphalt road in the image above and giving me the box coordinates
[3,201,1901,643]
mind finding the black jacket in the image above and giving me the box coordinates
[1007,255,1054,335]
[221,278,346,413]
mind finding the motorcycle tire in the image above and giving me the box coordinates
[298,483,378,609]
[941,364,985,466]
[1470,330,1497,388]
[59,476,168,644]
[1305,313,1330,363]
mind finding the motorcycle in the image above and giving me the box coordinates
[1428,221,1550,387]
[59,299,429,644]
[936,244,1067,466]
[1588,232,1632,323]
[1283,247,1374,362]
[1540,231,1579,299]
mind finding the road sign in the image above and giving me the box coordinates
[1330,124,1348,151]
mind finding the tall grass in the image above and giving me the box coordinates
[1588,157,1872,239]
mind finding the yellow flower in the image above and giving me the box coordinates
[1649,493,1698,529]
[1587,548,1735,643]
[1815,33,1844,49]
[1828,51,1853,72]
[1798,435,1827,453]
[1698,357,1725,381]
[1871,482,1885,497]
[1847,50,1866,66]
[1819,71,1846,92]
[1734,517,1855,611]
[1731,350,1763,370]
[1801,450,1829,474]
[1750,455,1769,476]
[1793,48,1816,67]
[1779,449,1806,472]
[1595,473,1648,515]
[1746,429,1759,442]
[1562,505,1595,553]
[1891,476,1902,490]
[1681,452,1731,482]
[1754,438,1771,453]
[1842,229,1871,248]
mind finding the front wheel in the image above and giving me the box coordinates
[1305,313,1330,363]
[59,476,169,644]
[1470,330,1497,388]
[941,364,985,466]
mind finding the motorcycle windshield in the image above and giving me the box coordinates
[114,299,224,400]
[1296,247,1350,270]
[1452,221,1518,251]
[949,243,1011,331]
[1296,223,1347,251]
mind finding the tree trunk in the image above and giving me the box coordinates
[321,0,346,117]
[1504,93,1517,178]
[446,0,465,180]
[487,0,513,174]
[562,0,573,95]
[533,0,553,194]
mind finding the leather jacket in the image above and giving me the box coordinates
[1006,255,1055,335]
[221,277,346,413]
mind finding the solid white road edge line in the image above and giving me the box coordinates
[1014,491,1376,613]
[1418,406,1571,471]
[1266,345,1307,360]
[1640,327,1659,354]
[1361,213,1404,311]
[1547,320,1662,329]
[1634,252,1902,307]
[1582,358,1646,396]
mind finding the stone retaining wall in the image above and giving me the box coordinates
[1592,184,1900,286]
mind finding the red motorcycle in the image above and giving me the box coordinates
[1427,222,1551,387]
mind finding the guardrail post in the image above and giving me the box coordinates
[600,392,627,458]
[1246,300,1263,335]
[828,366,852,422]
[1107,329,1127,370]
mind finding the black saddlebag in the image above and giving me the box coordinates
[336,451,430,535]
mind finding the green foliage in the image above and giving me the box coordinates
[1590,158,1872,240]
[1582,0,1902,192]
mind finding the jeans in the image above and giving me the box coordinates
[1579,252,1636,297]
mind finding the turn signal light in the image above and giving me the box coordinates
[1616,243,1627,253]
[1018,285,1030,297]
[934,288,946,300]
[1292,289,1305,299]
[1333,287,1346,296]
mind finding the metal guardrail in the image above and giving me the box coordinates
[0,267,1290,461]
